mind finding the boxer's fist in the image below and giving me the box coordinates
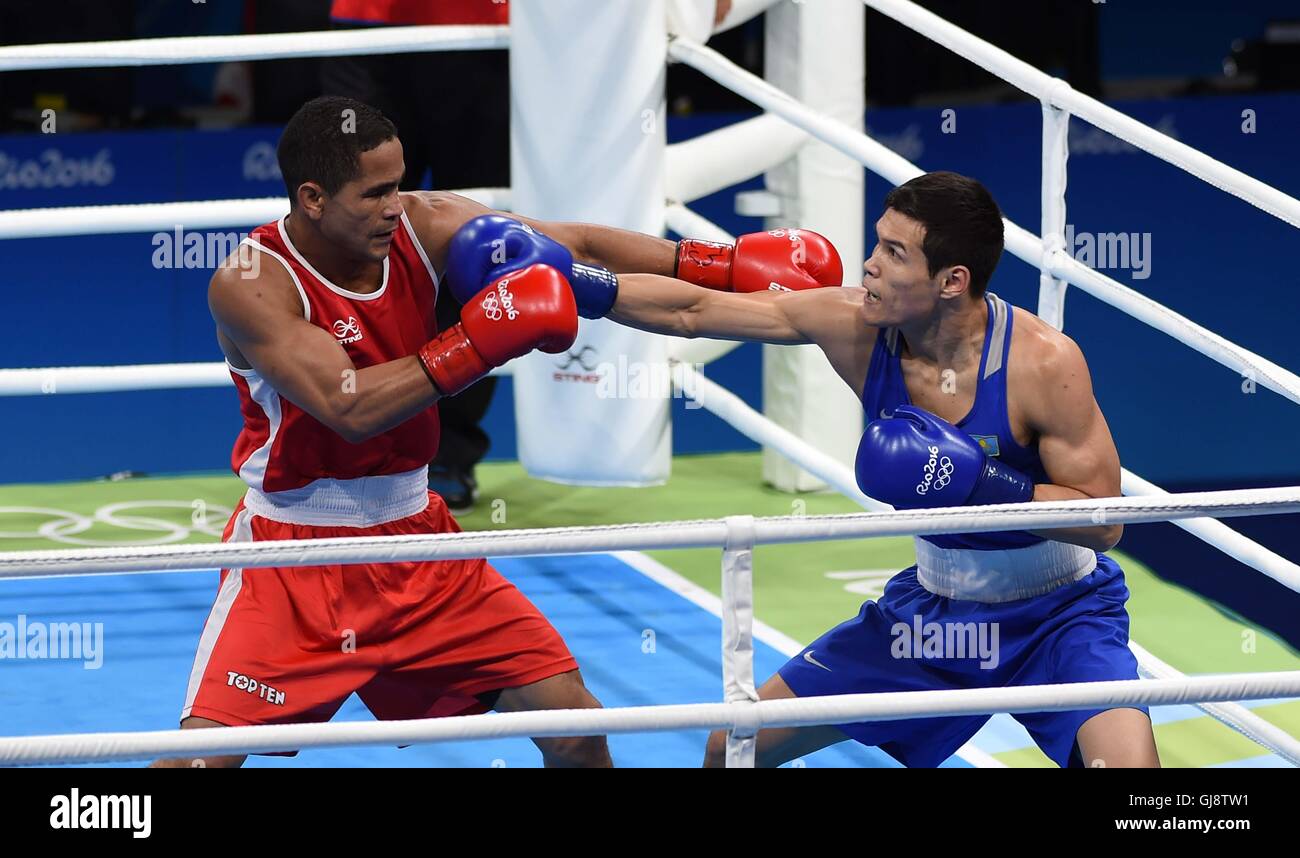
[675,229,843,294]
[418,264,578,397]
[447,214,618,319]
[855,406,1034,509]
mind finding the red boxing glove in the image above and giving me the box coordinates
[418,263,578,396]
[675,228,844,294]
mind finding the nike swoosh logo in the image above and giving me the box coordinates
[803,650,832,672]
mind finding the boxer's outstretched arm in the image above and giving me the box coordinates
[609,273,864,342]
[208,263,440,445]
[1022,336,1125,551]
[609,273,806,343]
[546,220,677,275]
[498,213,675,275]
[611,274,875,391]
[403,191,676,275]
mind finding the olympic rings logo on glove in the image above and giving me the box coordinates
[934,457,955,490]
[481,280,520,322]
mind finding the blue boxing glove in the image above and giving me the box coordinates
[446,215,619,319]
[855,406,1034,510]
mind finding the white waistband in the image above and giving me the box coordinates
[243,467,430,527]
[913,537,1098,603]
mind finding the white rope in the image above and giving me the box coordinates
[1121,470,1300,592]
[0,189,511,241]
[0,25,508,72]
[1035,239,1300,407]
[1129,642,1300,766]
[2,488,1298,581]
[4,671,1296,766]
[0,198,283,240]
[667,36,1300,407]
[0,363,231,396]
[0,360,513,397]
[861,0,1300,230]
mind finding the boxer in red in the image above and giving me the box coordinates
[156,95,836,768]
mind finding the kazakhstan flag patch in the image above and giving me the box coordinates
[973,434,1001,457]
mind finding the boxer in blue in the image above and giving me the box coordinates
[445,171,1158,768]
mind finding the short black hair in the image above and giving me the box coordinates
[883,171,1004,298]
[277,96,398,204]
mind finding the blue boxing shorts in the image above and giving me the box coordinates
[778,553,1144,767]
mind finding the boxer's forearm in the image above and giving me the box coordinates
[608,273,701,336]
[1028,483,1124,552]
[335,357,442,443]
[611,274,812,344]
[573,224,678,275]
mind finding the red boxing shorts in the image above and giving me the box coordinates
[181,492,577,732]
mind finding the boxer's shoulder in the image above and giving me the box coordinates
[208,242,304,332]
[401,191,495,271]
[1009,305,1087,370]
[1006,305,1094,425]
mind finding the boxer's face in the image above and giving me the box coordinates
[862,208,960,327]
[319,138,406,263]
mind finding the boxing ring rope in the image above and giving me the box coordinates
[1118,469,1300,593]
[2,488,1297,581]
[0,188,514,240]
[1129,641,1300,765]
[0,110,798,240]
[673,364,1300,764]
[4,672,1299,766]
[0,25,508,72]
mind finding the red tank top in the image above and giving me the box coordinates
[330,0,508,26]
[229,210,440,494]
